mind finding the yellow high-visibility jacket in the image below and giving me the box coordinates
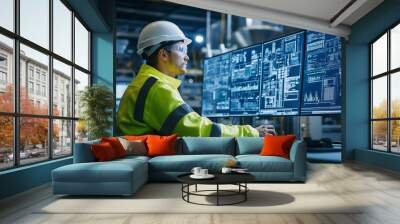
[117,64,259,137]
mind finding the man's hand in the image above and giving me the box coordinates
[255,125,276,137]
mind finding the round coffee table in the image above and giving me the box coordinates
[177,172,255,206]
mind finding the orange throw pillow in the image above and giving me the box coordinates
[146,135,177,157]
[101,137,126,158]
[91,142,117,161]
[124,135,148,141]
[260,135,296,159]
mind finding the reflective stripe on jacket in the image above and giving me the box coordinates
[117,64,259,137]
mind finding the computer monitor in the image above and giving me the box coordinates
[301,31,342,115]
[201,52,231,117]
[229,44,262,116]
[259,32,305,115]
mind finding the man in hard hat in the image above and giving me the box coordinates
[117,21,275,137]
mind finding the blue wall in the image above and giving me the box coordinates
[92,32,115,135]
[345,0,400,171]
[0,0,115,200]
[0,158,72,199]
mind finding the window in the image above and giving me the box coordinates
[0,55,7,67]
[0,71,6,85]
[20,0,49,49]
[0,35,13,113]
[0,116,13,170]
[0,1,91,170]
[74,69,89,119]
[53,119,72,158]
[28,81,34,94]
[36,83,40,95]
[53,59,72,117]
[0,0,14,32]
[28,67,34,80]
[370,22,400,154]
[42,85,46,97]
[35,70,41,81]
[53,0,72,60]
[74,17,89,70]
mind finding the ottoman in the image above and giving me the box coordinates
[52,157,148,196]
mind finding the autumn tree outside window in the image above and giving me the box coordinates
[0,0,91,170]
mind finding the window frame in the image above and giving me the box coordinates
[370,20,400,154]
[0,0,92,171]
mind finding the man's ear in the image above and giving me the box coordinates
[158,48,169,62]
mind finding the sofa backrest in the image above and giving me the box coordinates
[73,139,100,163]
[236,137,264,155]
[178,137,235,155]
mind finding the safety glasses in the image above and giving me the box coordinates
[164,44,188,55]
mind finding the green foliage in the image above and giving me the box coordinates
[79,84,113,140]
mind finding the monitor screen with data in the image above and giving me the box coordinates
[301,31,342,115]
[229,44,262,116]
[259,32,304,115]
[202,52,231,117]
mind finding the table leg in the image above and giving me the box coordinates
[187,184,190,202]
[195,184,197,192]
[217,184,219,206]
[245,183,247,201]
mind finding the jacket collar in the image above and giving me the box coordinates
[139,64,181,89]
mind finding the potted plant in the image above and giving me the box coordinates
[79,84,113,140]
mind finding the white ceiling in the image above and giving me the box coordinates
[165,0,384,38]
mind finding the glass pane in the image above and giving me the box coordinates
[20,44,49,115]
[20,117,49,165]
[53,119,72,158]
[391,72,400,118]
[53,0,72,60]
[372,77,387,119]
[20,0,49,49]
[372,33,387,76]
[74,69,89,118]
[0,34,14,112]
[0,0,14,31]
[53,59,72,117]
[391,24,400,70]
[372,121,388,151]
[0,116,14,170]
[391,120,400,153]
[75,120,88,143]
[74,17,89,70]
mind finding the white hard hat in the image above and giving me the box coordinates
[137,21,192,57]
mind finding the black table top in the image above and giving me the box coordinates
[177,172,255,185]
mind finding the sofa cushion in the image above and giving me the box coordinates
[119,138,148,156]
[260,135,296,159]
[148,154,235,172]
[236,137,263,155]
[91,142,118,161]
[147,135,177,157]
[236,155,293,172]
[101,137,127,158]
[53,158,147,183]
[74,140,100,163]
[179,137,235,155]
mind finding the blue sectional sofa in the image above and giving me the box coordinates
[52,137,307,196]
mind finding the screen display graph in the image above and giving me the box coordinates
[229,44,262,116]
[202,52,231,117]
[301,31,342,115]
[259,32,304,115]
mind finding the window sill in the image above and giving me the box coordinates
[0,156,72,175]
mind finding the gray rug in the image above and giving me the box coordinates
[38,183,362,214]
